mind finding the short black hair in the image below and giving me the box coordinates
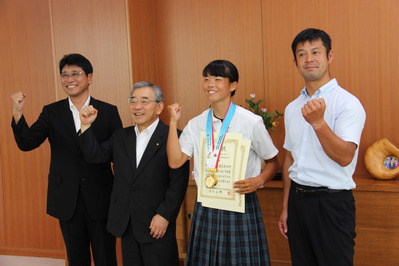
[291,28,332,61]
[59,54,93,76]
[202,60,239,96]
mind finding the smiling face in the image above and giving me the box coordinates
[202,75,237,105]
[129,87,164,131]
[61,65,92,100]
[294,39,333,85]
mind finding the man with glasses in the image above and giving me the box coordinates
[11,53,122,266]
[78,81,189,265]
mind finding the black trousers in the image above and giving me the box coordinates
[59,193,117,266]
[287,184,356,266]
[121,220,179,266]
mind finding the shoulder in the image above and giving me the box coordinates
[156,120,170,132]
[285,94,303,112]
[234,105,262,124]
[156,120,184,137]
[191,109,209,121]
[90,97,118,112]
[235,105,257,117]
[90,97,118,110]
[185,109,209,128]
[90,98,120,121]
[330,85,364,110]
[44,98,68,109]
[115,126,134,137]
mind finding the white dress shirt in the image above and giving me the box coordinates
[69,96,91,133]
[283,78,366,189]
[134,119,159,167]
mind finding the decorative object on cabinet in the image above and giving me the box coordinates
[245,94,283,131]
[364,138,399,180]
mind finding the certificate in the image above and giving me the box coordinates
[197,132,251,213]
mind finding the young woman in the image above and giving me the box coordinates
[167,60,279,265]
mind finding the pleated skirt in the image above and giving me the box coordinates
[186,192,271,266]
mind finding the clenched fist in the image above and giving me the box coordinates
[79,105,98,133]
[10,92,27,123]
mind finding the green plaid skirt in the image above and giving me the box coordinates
[186,192,270,266]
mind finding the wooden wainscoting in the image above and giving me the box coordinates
[177,178,399,266]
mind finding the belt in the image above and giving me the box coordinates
[292,181,346,197]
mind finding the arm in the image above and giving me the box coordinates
[302,98,357,167]
[11,92,25,124]
[150,157,190,239]
[167,103,189,168]
[80,105,97,133]
[234,118,279,194]
[11,92,48,151]
[234,156,279,194]
[78,105,113,163]
[278,150,293,239]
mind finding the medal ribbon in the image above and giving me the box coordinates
[206,102,236,171]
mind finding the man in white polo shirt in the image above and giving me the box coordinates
[278,28,366,266]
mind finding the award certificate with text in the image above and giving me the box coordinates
[197,132,250,213]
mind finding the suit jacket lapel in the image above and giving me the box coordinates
[59,98,79,137]
[134,121,167,178]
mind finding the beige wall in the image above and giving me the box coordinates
[130,0,399,179]
[0,0,131,260]
[1,0,399,264]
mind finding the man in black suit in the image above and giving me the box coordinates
[11,54,121,266]
[78,81,189,266]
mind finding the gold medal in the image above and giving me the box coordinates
[205,173,218,188]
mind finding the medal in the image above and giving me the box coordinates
[205,173,218,188]
[205,102,236,189]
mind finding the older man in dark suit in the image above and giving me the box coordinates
[11,54,121,266]
[78,81,189,266]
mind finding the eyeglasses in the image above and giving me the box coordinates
[128,97,158,106]
[60,71,84,79]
